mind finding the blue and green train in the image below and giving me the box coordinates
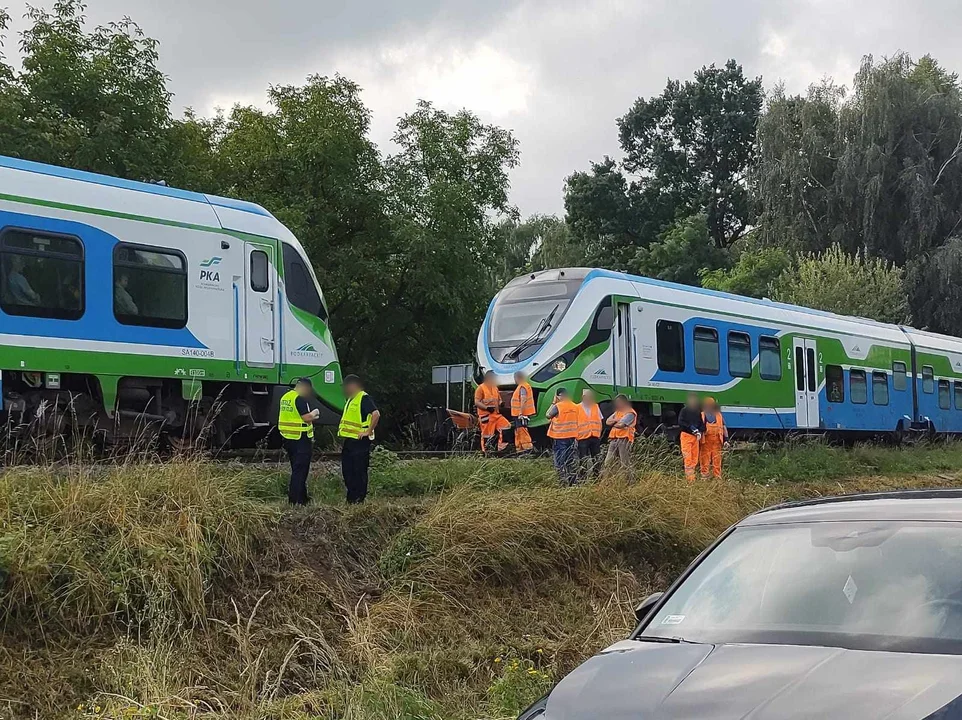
[0,155,342,446]
[478,268,962,438]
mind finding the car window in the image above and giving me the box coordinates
[642,522,962,654]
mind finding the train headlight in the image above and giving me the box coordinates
[533,351,577,382]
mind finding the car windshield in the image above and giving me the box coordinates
[643,521,962,654]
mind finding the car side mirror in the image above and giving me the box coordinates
[634,592,664,623]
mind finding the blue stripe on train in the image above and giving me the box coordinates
[650,315,780,387]
[0,209,206,348]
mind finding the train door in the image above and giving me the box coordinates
[793,338,820,428]
[612,301,634,390]
[244,243,276,367]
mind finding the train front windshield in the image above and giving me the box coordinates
[488,277,581,360]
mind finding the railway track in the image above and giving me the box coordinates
[212,448,543,463]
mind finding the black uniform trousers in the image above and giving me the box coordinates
[342,438,372,504]
[578,436,602,479]
[285,436,312,505]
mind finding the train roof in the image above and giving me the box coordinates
[542,267,962,351]
[0,154,312,257]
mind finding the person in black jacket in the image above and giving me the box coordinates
[677,392,705,482]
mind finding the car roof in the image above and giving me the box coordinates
[740,489,962,526]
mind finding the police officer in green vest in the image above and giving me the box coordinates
[278,377,319,505]
[338,374,380,504]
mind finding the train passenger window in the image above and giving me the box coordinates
[850,369,867,404]
[250,250,269,293]
[892,361,907,391]
[728,332,751,378]
[0,228,84,320]
[826,365,844,403]
[794,346,805,391]
[922,366,935,394]
[656,320,684,372]
[694,326,719,375]
[955,381,962,410]
[113,244,187,329]
[872,371,889,406]
[759,336,781,381]
[939,380,951,410]
[282,243,327,322]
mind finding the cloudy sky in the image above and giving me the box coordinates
[3,0,959,216]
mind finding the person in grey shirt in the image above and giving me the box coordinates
[7,256,40,306]
[114,273,139,315]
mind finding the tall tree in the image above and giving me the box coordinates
[0,0,174,181]
[618,59,763,250]
[564,60,762,274]
[375,101,519,406]
[756,54,962,265]
[906,238,962,335]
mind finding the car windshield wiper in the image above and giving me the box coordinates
[506,304,559,361]
[634,635,690,644]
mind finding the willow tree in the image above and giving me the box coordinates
[755,53,962,266]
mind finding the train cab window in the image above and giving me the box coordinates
[282,243,327,322]
[728,332,751,378]
[0,228,84,320]
[826,365,844,402]
[939,380,951,410]
[922,366,935,394]
[892,361,907,391]
[694,326,719,375]
[250,250,269,293]
[759,336,781,381]
[850,369,867,404]
[113,245,187,329]
[656,320,685,372]
[955,381,962,410]
[872,371,889,406]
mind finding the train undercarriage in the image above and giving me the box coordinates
[0,369,336,454]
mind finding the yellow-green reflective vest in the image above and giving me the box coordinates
[338,391,373,439]
[278,389,314,440]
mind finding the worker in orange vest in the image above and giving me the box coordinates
[700,396,727,479]
[577,388,604,479]
[603,394,637,472]
[475,370,510,453]
[511,371,535,452]
[678,392,705,482]
[546,387,581,485]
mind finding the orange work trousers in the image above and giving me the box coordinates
[680,432,699,481]
[514,425,533,452]
[700,437,723,479]
[480,413,511,453]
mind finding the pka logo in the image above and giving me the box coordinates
[199,256,222,283]
[593,368,608,376]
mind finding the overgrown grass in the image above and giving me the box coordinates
[0,441,960,718]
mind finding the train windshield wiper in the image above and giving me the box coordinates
[634,635,690,644]
[506,304,559,361]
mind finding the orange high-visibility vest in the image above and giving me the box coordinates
[475,384,500,418]
[511,382,535,417]
[702,411,725,441]
[609,410,637,442]
[548,399,581,439]
[578,403,603,440]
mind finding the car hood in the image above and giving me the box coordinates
[544,640,962,719]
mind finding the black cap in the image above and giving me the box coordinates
[294,377,313,387]
[555,387,569,398]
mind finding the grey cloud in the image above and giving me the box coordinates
[5,0,962,216]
